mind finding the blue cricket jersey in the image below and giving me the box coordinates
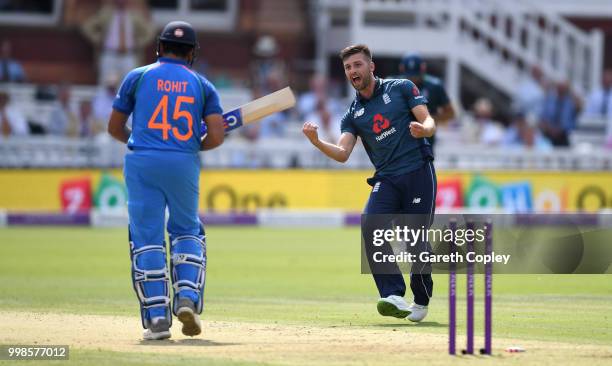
[113,57,223,153]
[341,78,432,177]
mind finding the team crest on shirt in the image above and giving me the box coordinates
[354,107,365,118]
[383,93,391,104]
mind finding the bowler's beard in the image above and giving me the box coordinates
[352,73,372,91]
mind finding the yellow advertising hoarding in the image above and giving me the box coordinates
[0,169,611,212]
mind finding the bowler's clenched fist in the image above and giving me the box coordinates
[409,121,434,138]
[302,122,320,144]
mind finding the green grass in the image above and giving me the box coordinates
[0,226,611,365]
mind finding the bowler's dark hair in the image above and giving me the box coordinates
[339,44,372,61]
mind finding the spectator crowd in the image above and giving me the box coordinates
[1,0,611,152]
[464,65,612,150]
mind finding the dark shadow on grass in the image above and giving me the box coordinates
[139,338,240,347]
[371,321,446,328]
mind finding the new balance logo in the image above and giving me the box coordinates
[383,93,391,104]
[372,182,381,193]
[354,108,365,118]
[412,197,421,204]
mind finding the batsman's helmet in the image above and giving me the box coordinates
[158,21,198,47]
[156,21,199,65]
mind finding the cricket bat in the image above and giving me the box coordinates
[201,87,296,137]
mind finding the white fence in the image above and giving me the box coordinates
[316,0,604,100]
[1,135,611,171]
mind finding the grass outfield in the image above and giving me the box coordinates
[0,227,611,365]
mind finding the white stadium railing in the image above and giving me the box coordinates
[1,135,611,170]
[316,0,603,100]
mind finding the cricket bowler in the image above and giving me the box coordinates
[302,44,437,322]
[107,21,225,340]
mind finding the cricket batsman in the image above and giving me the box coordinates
[302,44,436,322]
[107,21,225,340]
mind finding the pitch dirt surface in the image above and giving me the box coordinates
[1,311,611,366]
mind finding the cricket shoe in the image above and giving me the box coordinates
[176,298,202,336]
[406,303,428,322]
[143,317,171,340]
[377,295,411,319]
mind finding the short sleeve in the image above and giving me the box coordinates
[200,76,223,117]
[340,108,357,136]
[112,70,142,115]
[399,79,428,109]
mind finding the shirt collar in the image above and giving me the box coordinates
[158,57,189,65]
[356,77,382,103]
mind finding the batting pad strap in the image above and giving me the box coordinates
[173,280,201,292]
[140,295,171,309]
[133,245,166,255]
[133,268,169,282]
[171,235,205,246]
